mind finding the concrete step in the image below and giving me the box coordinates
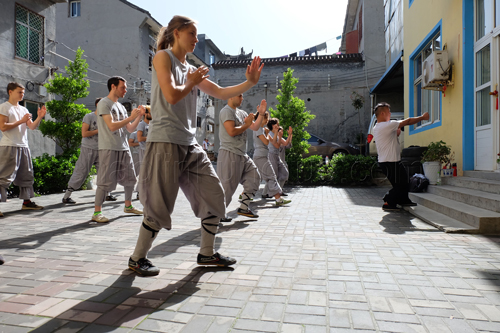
[403,205,479,233]
[442,176,500,195]
[464,170,500,181]
[409,192,500,233]
[427,184,500,213]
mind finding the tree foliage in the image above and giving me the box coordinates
[40,47,90,155]
[269,68,315,182]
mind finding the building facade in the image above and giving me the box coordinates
[54,0,161,112]
[0,0,67,157]
[402,0,494,173]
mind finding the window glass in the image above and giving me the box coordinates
[476,87,492,126]
[476,44,491,87]
[477,0,494,40]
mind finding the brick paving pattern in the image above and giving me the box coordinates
[0,184,499,332]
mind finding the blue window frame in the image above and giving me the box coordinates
[409,0,416,7]
[409,20,443,135]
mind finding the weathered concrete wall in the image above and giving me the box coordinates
[0,0,59,157]
[213,61,380,154]
[55,0,157,111]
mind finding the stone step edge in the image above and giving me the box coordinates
[429,185,500,203]
[403,205,479,234]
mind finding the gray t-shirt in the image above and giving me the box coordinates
[129,132,139,153]
[96,97,129,151]
[137,120,149,151]
[148,49,198,146]
[268,132,280,155]
[81,112,98,150]
[253,126,269,157]
[219,105,248,156]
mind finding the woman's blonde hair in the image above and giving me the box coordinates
[156,15,197,51]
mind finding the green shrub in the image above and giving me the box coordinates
[320,154,377,185]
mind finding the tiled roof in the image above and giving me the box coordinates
[212,53,363,69]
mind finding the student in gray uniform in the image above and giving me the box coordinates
[0,82,45,216]
[62,98,116,203]
[278,138,292,193]
[253,111,291,206]
[217,94,265,220]
[92,76,145,223]
[135,105,151,199]
[128,15,264,276]
[263,122,292,198]
[128,131,140,200]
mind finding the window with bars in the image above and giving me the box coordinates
[69,1,81,17]
[15,4,44,65]
[20,100,40,121]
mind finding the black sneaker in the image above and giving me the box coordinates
[128,257,159,276]
[220,217,233,222]
[62,198,76,204]
[400,200,417,207]
[382,203,400,211]
[237,208,259,218]
[0,255,4,265]
[105,195,118,201]
[22,201,44,210]
[280,192,288,197]
[261,194,272,199]
[197,252,236,267]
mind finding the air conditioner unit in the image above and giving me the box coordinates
[422,50,450,90]
[38,85,47,97]
[207,99,213,107]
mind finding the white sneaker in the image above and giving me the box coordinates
[92,213,109,223]
[124,206,143,215]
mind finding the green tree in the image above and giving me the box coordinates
[269,68,315,182]
[40,47,90,155]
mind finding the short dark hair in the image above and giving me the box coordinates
[7,82,25,94]
[374,102,391,116]
[107,76,126,92]
[95,97,103,107]
[267,117,279,131]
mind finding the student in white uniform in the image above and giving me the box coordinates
[373,102,429,211]
[128,15,264,276]
[0,82,45,216]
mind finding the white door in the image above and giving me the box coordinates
[474,0,498,170]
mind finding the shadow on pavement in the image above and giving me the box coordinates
[149,220,250,259]
[0,221,106,250]
[30,266,234,332]
[379,210,441,234]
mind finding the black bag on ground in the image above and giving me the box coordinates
[409,174,429,193]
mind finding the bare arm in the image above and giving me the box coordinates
[271,130,280,149]
[27,105,46,130]
[126,114,142,133]
[198,57,264,100]
[137,130,146,142]
[398,112,429,128]
[153,51,209,105]
[82,122,98,138]
[128,138,140,147]
[223,113,254,137]
[102,107,143,133]
[0,114,30,132]
[257,133,270,145]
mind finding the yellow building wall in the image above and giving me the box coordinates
[404,0,464,173]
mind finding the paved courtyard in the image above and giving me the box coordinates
[0,184,499,332]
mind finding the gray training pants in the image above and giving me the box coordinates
[67,147,99,190]
[216,149,260,207]
[95,149,136,206]
[0,146,34,201]
[253,155,282,197]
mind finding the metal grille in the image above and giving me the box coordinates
[15,5,44,65]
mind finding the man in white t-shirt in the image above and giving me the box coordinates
[202,138,209,151]
[0,82,46,216]
[373,102,429,211]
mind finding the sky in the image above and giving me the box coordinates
[128,0,349,59]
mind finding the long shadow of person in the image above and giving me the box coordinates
[0,221,107,250]
[379,210,441,234]
[30,266,234,332]
[148,220,251,259]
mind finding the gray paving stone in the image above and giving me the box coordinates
[233,318,280,332]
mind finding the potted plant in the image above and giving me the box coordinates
[421,141,451,184]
